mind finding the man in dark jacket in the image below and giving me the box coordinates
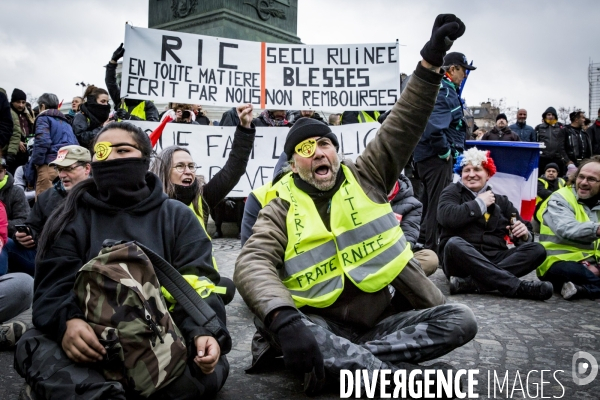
[340,110,384,124]
[10,145,91,275]
[219,107,241,127]
[438,148,552,300]
[482,113,520,141]
[536,107,567,176]
[235,15,477,395]
[105,44,160,122]
[24,93,79,196]
[509,109,536,142]
[587,107,600,155]
[562,110,592,170]
[286,110,327,125]
[0,89,13,151]
[413,51,476,254]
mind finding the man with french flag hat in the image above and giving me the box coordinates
[437,147,552,300]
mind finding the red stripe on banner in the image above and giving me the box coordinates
[260,42,266,109]
[520,199,537,221]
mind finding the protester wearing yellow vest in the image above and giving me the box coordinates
[438,148,552,300]
[537,156,600,300]
[537,163,565,206]
[105,43,160,122]
[235,16,478,395]
[151,104,257,305]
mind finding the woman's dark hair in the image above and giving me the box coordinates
[567,155,600,186]
[37,122,152,260]
[82,85,109,103]
[150,146,203,216]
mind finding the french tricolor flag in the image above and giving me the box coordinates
[464,141,543,221]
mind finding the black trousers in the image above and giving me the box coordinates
[442,237,546,295]
[415,155,453,254]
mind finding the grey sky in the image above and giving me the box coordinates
[2,0,599,124]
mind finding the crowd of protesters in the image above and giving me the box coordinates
[1,13,600,400]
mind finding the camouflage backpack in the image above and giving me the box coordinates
[74,241,187,398]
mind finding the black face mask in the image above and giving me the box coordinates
[172,178,199,206]
[91,158,150,207]
[82,103,111,127]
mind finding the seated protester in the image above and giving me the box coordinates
[14,165,35,205]
[235,16,477,394]
[481,113,520,141]
[389,174,438,276]
[438,148,552,300]
[0,200,34,350]
[537,156,600,300]
[535,163,565,220]
[161,103,199,125]
[105,44,160,122]
[15,122,230,399]
[210,197,245,239]
[9,145,91,275]
[72,85,111,150]
[0,156,31,270]
[252,109,291,127]
[25,93,79,197]
[286,110,327,125]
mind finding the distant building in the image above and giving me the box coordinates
[590,61,600,117]
[470,101,499,130]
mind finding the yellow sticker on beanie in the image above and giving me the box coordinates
[295,138,317,158]
[94,142,112,161]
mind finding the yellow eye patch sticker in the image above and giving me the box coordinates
[295,138,317,158]
[94,142,112,161]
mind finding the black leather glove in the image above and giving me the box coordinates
[111,43,125,62]
[115,108,131,120]
[269,309,324,380]
[5,154,16,167]
[420,14,466,67]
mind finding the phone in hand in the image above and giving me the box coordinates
[15,224,32,237]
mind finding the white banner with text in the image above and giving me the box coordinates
[131,121,381,196]
[121,25,399,110]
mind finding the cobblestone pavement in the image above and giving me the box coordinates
[1,232,599,399]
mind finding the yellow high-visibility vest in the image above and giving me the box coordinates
[536,177,565,205]
[537,186,600,276]
[188,200,219,272]
[268,164,412,308]
[119,101,146,120]
[356,111,380,123]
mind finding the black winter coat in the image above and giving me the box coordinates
[71,113,102,150]
[33,173,229,349]
[105,63,159,121]
[536,121,567,160]
[437,182,531,261]
[0,172,30,237]
[587,122,600,155]
[389,175,422,246]
[562,124,592,164]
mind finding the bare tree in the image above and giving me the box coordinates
[26,92,38,108]
[488,98,518,125]
[556,106,583,125]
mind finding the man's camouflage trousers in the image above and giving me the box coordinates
[256,303,477,382]
[14,329,229,400]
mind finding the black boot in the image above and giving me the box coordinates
[561,282,589,300]
[449,276,479,295]
[512,280,553,300]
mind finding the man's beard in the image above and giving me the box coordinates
[296,155,341,191]
[517,118,526,124]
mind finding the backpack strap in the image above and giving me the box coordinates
[130,241,231,353]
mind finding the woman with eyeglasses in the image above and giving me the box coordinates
[151,104,255,231]
[151,104,255,304]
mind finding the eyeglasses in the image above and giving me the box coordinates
[173,163,197,173]
[576,174,600,184]
[54,163,84,173]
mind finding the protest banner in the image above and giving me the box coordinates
[131,121,381,196]
[120,25,399,110]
